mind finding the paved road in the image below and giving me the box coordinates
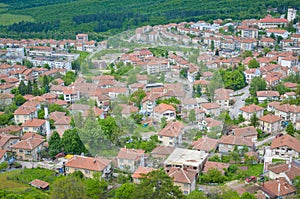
[229,85,250,119]
[255,135,275,147]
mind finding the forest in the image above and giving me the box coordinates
[0,0,299,40]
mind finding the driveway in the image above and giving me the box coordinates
[229,85,250,119]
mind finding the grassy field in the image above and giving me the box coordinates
[0,13,34,25]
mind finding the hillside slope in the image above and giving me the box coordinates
[0,0,299,40]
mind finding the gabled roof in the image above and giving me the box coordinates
[154,103,176,114]
[22,119,45,127]
[268,161,300,181]
[11,136,44,150]
[29,179,49,189]
[259,114,282,123]
[14,107,37,115]
[0,133,19,147]
[201,102,220,110]
[158,121,184,138]
[21,132,44,140]
[261,177,296,198]
[0,149,7,160]
[192,137,218,152]
[151,145,175,156]
[233,126,258,137]
[132,166,155,179]
[168,168,197,184]
[257,91,280,97]
[65,156,111,172]
[239,104,264,113]
[218,135,253,147]
[270,134,300,152]
[203,161,230,174]
[117,148,145,161]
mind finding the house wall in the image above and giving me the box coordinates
[117,158,144,173]
[271,147,299,160]
[173,180,195,195]
[259,121,281,134]
[12,144,43,161]
[158,135,182,147]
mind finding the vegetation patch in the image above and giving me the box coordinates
[0,13,34,25]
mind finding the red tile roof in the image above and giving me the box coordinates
[218,135,253,147]
[269,162,300,181]
[65,156,111,172]
[261,178,296,198]
[154,103,176,114]
[270,134,300,152]
[158,121,184,138]
[132,166,155,179]
[150,145,175,156]
[168,168,197,184]
[240,104,264,113]
[29,179,49,189]
[117,148,145,161]
[233,126,258,137]
[21,119,45,127]
[192,137,218,152]
[11,136,44,150]
[259,114,282,123]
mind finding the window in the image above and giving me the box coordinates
[25,151,31,155]
[228,145,232,148]
[85,170,90,174]
[19,149,23,153]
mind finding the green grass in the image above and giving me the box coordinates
[236,164,263,177]
[0,13,34,25]
[134,125,156,133]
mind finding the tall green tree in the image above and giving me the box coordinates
[130,89,146,108]
[84,178,108,199]
[50,176,87,199]
[32,81,40,96]
[61,129,88,155]
[249,77,266,96]
[18,80,27,95]
[99,116,121,144]
[187,190,208,199]
[48,131,62,157]
[250,113,259,127]
[27,80,32,94]
[201,168,227,183]
[115,182,136,199]
[14,94,26,106]
[132,170,184,199]
[188,109,196,123]
[286,122,296,136]
[248,59,259,68]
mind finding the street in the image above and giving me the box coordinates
[229,85,250,119]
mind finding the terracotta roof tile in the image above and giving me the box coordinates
[259,114,282,123]
[261,177,296,197]
[240,104,264,113]
[158,121,184,138]
[218,135,253,147]
[132,166,155,179]
[168,168,197,184]
[270,134,300,152]
[117,148,145,161]
[192,137,218,152]
[65,156,111,172]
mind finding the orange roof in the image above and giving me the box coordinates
[259,114,282,123]
[240,104,264,113]
[11,136,44,150]
[117,148,145,161]
[65,156,111,172]
[154,103,176,114]
[14,107,37,115]
[218,135,253,147]
[132,166,155,179]
[30,179,49,189]
[168,168,197,184]
[192,137,218,152]
[261,178,296,197]
[158,121,184,138]
[22,119,45,127]
[202,102,220,110]
[271,134,300,152]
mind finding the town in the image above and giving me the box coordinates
[0,7,300,199]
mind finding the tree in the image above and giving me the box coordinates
[18,80,27,95]
[99,116,121,144]
[238,114,245,123]
[127,73,137,85]
[201,168,227,183]
[115,182,136,199]
[48,131,62,157]
[195,84,202,97]
[161,117,167,129]
[249,77,266,96]
[210,40,215,51]
[250,113,259,127]
[240,192,256,199]
[32,81,40,96]
[42,75,50,93]
[130,89,146,108]
[220,69,247,91]
[23,59,33,68]
[61,129,88,155]
[27,80,32,94]
[132,170,184,199]
[187,190,208,199]
[188,109,196,124]
[286,122,296,136]
[229,151,241,163]
[242,50,253,58]
[0,113,13,126]
[248,59,259,68]
[14,94,26,106]
[84,178,108,199]
[180,68,188,78]
[50,176,87,199]
[62,71,76,86]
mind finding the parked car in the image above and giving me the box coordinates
[245,176,257,183]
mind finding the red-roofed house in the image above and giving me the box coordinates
[268,161,300,184]
[29,179,49,190]
[21,119,46,135]
[192,137,218,152]
[65,155,112,179]
[261,177,296,199]
[167,167,197,195]
[158,121,184,146]
[132,166,155,184]
[0,150,7,163]
[257,91,280,102]
[14,106,38,124]
[153,103,176,121]
[218,135,254,153]
[239,104,264,121]
[270,134,300,160]
[201,102,220,117]
[259,114,282,134]
[117,148,145,173]
[232,126,258,142]
[203,161,230,175]
[11,134,44,161]
[258,16,288,29]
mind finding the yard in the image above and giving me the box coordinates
[0,168,56,198]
